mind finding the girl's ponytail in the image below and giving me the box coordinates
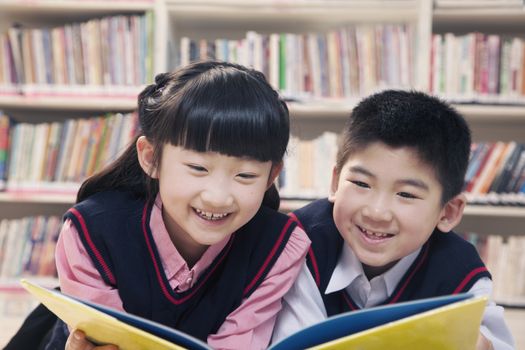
[262,183,280,211]
[76,135,155,203]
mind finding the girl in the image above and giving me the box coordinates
[52,61,310,349]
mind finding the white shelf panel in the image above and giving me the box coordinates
[167,0,420,30]
[463,205,525,218]
[0,94,138,111]
[286,100,525,122]
[433,7,525,24]
[454,104,525,122]
[0,192,76,204]
[0,0,154,15]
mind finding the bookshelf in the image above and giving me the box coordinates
[0,0,159,290]
[0,0,524,306]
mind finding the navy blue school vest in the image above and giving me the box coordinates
[291,198,491,317]
[64,190,296,341]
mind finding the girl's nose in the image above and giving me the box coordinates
[200,186,234,208]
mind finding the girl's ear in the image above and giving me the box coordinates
[436,193,467,233]
[136,136,158,179]
[328,166,339,203]
[267,161,283,189]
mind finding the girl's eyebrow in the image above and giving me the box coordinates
[348,165,429,191]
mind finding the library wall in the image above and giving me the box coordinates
[0,0,524,347]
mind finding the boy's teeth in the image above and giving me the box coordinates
[363,228,389,238]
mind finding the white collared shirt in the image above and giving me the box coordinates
[326,245,420,308]
[272,243,515,350]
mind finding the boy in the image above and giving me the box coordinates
[272,90,514,349]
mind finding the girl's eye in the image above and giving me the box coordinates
[350,180,369,189]
[237,173,257,180]
[187,164,207,172]
[398,192,418,199]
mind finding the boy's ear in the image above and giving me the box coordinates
[136,136,158,179]
[436,193,467,233]
[267,161,283,189]
[328,166,339,203]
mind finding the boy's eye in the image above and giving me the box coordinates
[398,192,418,199]
[351,180,369,189]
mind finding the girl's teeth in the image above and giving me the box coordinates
[195,208,228,220]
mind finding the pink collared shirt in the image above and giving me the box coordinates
[55,196,310,350]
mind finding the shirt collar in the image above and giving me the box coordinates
[151,194,230,282]
[325,243,421,297]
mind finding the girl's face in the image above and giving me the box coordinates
[329,142,462,278]
[140,139,279,261]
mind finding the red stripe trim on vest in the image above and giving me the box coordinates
[389,242,430,304]
[342,291,357,311]
[243,217,294,296]
[141,203,234,305]
[288,213,321,287]
[69,208,116,285]
[307,248,321,287]
[453,266,489,294]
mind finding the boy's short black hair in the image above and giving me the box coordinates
[335,90,471,204]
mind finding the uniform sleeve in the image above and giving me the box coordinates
[206,226,311,350]
[468,277,515,350]
[270,260,327,344]
[55,219,124,310]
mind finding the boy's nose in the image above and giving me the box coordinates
[362,204,393,222]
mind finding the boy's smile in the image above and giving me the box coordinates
[329,142,454,278]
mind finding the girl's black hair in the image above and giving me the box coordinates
[77,61,290,209]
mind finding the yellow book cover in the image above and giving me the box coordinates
[21,279,486,350]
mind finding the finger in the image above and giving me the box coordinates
[66,330,95,350]
[66,330,119,350]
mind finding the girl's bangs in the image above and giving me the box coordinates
[167,81,288,162]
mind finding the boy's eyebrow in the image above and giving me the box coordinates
[397,179,430,191]
[348,165,374,177]
[348,165,430,191]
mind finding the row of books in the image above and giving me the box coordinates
[178,24,415,99]
[0,216,61,279]
[464,232,525,305]
[0,12,154,96]
[279,132,525,205]
[430,32,525,104]
[279,132,338,199]
[0,111,139,192]
[465,142,525,204]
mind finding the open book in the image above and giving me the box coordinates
[21,279,487,350]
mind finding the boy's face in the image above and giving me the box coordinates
[329,142,463,277]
